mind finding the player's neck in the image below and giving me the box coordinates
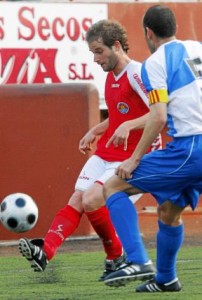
[113,56,131,76]
[156,36,176,49]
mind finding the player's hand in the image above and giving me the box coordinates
[115,158,139,179]
[79,132,96,154]
[106,123,130,150]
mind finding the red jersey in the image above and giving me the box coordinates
[95,61,161,161]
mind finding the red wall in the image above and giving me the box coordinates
[0,84,99,240]
[109,2,202,62]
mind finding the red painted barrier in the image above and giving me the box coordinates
[0,83,99,240]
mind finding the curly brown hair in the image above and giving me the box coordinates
[86,19,129,53]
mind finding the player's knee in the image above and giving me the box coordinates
[82,188,105,211]
[82,189,96,211]
[68,190,84,212]
[157,203,183,226]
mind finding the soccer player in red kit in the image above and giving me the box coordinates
[19,20,161,281]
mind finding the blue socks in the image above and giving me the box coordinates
[156,220,184,283]
[106,191,184,283]
[106,191,149,264]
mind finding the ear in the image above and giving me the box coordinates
[113,40,122,51]
[145,27,153,39]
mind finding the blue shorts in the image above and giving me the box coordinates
[126,135,202,209]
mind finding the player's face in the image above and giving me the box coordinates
[88,38,118,72]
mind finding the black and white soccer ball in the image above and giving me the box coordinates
[0,193,38,233]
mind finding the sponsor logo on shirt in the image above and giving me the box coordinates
[133,73,148,97]
[111,83,120,88]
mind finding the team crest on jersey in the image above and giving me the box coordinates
[117,102,129,114]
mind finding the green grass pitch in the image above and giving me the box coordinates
[0,246,202,300]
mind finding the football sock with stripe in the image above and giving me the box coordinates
[43,205,82,260]
[106,191,149,264]
[156,220,184,283]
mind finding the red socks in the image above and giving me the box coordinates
[85,206,122,260]
[43,205,82,260]
[43,205,122,261]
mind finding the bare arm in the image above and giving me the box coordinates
[106,113,149,151]
[79,118,109,154]
[115,103,167,178]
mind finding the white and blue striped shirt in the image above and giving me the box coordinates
[141,40,202,137]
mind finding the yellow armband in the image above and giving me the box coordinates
[149,89,168,105]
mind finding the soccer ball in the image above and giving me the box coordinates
[0,193,38,233]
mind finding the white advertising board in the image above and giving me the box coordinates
[0,2,107,101]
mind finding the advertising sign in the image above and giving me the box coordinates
[0,2,107,100]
